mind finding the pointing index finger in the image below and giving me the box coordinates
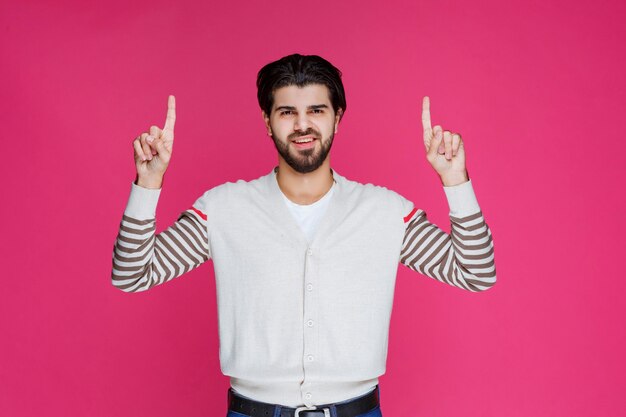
[422,96,432,133]
[163,95,176,132]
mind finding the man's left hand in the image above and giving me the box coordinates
[421,96,469,187]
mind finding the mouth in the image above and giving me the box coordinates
[290,135,317,149]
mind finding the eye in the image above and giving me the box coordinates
[280,110,293,116]
[311,109,323,114]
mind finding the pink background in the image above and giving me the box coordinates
[1,0,625,416]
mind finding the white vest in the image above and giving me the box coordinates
[192,168,413,407]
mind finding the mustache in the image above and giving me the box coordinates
[288,129,319,140]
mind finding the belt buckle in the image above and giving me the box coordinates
[294,405,331,417]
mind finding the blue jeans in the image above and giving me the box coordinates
[226,386,383,417]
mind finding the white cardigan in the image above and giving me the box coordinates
[112,168,496,407]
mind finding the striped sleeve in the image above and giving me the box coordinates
[111,182,211,293]
[399,180,496,292]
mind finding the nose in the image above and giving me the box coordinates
[293,112,310,133]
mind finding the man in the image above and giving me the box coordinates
[112,53,496,417]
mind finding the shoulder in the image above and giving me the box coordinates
[191,170,273,212]
[335,172,415,218]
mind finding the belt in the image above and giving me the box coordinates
[227,385,380,417]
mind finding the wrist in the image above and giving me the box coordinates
[135,174,163,189]
[440,170,469,187]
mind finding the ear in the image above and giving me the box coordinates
[262,110,272,136]
[334,108,343,132]
[262,110,270,126]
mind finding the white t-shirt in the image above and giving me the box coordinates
[280,181,336,242]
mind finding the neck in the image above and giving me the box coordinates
[275,158,334,205]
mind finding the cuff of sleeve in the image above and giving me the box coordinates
[124,182,162,219]
[443,179,481,217]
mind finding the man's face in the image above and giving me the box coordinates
[263,84,342,173]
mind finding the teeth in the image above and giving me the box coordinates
[294,138,313,143]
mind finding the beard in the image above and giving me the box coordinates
[271,129,334,174]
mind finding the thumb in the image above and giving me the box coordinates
[428,127,443,158]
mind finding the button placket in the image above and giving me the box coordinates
[301,246,318,406]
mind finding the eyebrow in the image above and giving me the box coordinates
[275,104,330,111]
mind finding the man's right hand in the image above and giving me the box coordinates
[133,95,176,189]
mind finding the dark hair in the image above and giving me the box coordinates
[256,53,346,121]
